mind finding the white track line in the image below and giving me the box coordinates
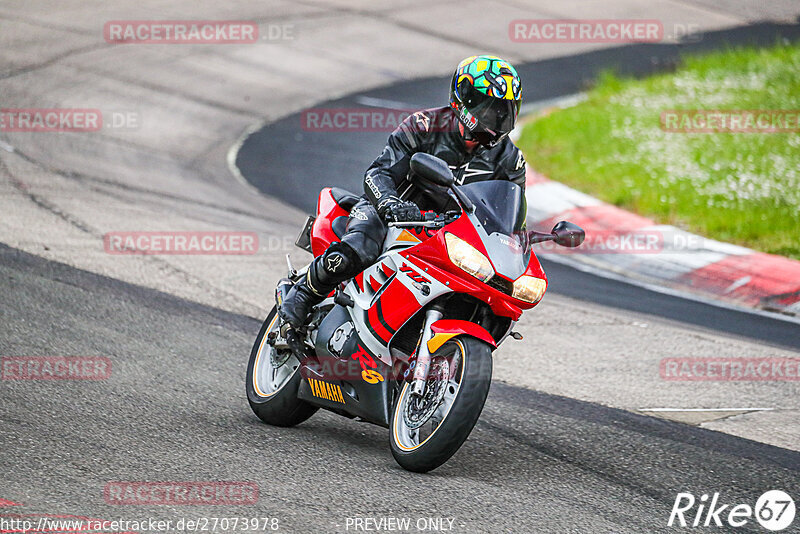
[639,408,774,412]
[354,96,414,110]
[226,120,268,197]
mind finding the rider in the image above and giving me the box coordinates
[279,55,527,329]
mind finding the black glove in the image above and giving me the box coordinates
[377,197,422,223]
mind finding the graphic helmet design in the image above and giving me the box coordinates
[449,55,522,147]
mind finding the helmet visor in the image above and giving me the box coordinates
[458,79,520,133]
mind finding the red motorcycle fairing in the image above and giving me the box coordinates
[299,187,548,426]
[428,320,497,353]
[397,213,548,321]
[311,187,352,257]
[312,187,440,259]
[402,253,524,321]
[400,224,440,245]
[347,258,423,357]
[365,272,418,346]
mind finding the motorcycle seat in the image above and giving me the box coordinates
[329,187,360,240]
[331,216,348,239]
[330,187,360,212]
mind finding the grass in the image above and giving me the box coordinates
[517,41,800,259]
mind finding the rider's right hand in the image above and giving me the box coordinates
[378,196,423,223]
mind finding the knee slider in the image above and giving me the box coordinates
[316,241,362,285]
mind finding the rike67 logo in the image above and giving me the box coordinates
[669,490,796,531]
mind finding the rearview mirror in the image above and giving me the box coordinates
[551,221,585,248]
[409,153,455,188]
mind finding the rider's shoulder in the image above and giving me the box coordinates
[399,106,452,135]
[495,137,524,161]
[495,137,525,165]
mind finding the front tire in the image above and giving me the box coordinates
[390,336,493,473]
[246,307,317,427]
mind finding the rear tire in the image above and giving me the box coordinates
[246,307,317,427]
[390,337,492,473]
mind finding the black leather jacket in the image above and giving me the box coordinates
[363,106,527,213]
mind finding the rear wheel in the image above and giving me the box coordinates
[390,336,492,473]
[246,307,317,426]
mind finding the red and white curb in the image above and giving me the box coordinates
[524,167,800,317]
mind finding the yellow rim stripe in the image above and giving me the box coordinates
[392,339,467,452]
[253,314,279,398]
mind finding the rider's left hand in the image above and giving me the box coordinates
[379,197,423,223]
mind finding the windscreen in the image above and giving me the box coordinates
[459,180,530,280]
[460,180,526,236]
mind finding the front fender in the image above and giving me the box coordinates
[427,319,497,354]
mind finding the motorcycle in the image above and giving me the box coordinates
[246,153,584,472]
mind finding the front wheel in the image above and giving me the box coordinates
[390,336,492,473]
[246,307,318,427]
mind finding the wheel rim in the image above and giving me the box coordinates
[393,340,465,451]
[252,314,301,398]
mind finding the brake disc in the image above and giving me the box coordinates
[270,348,292,368]
[403,357,449,430]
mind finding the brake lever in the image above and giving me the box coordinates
[444,210,461,222]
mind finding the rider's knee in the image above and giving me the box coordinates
[340,202,386,268]
[318,241,362,282]
[341,229,383,267]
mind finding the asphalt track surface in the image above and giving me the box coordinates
[1,244,799,533]
[3,19,800,534]
[237,21,800,350]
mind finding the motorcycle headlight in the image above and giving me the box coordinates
[444,233,494,283]
[512,275,547,303]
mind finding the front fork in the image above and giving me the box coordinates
[410,308,444,397]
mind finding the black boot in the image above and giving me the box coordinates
[279,271,330,330]
[279,243,361,330]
